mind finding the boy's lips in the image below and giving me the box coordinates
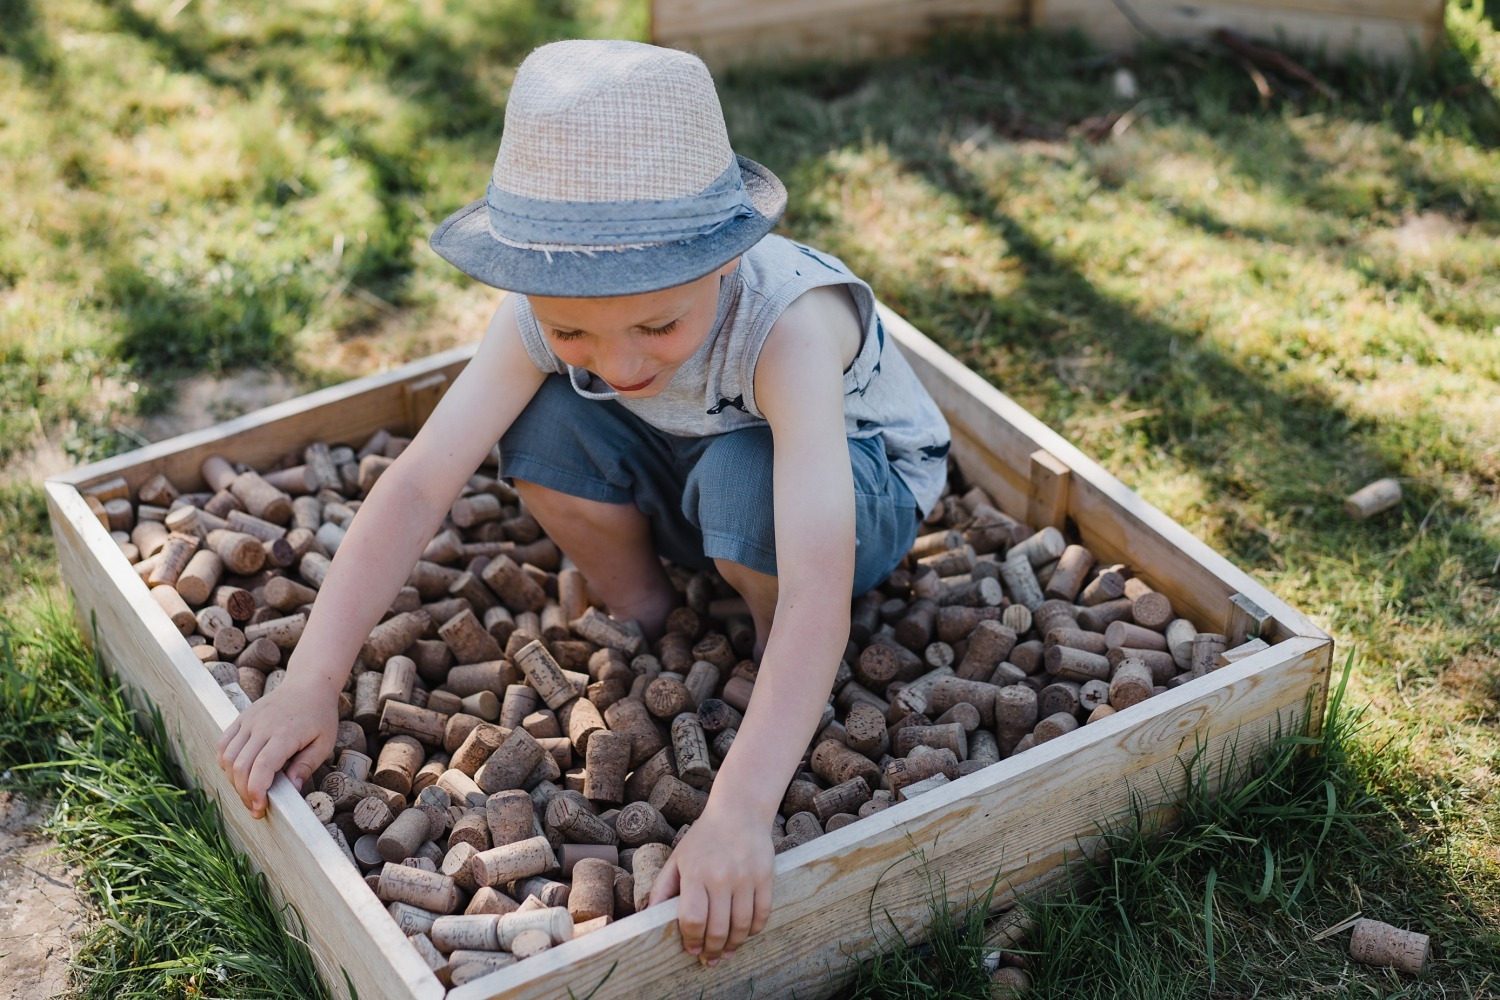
[606,375,655,392]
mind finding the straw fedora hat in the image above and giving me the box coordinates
[429,40,786,298]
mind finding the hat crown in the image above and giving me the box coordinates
[492,40,734,204]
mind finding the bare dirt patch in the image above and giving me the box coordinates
[0,791,84,1000]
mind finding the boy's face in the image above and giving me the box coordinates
[528,259,737,398]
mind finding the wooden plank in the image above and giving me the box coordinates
[881,303,1328,645]
[449,636,1331,1000]
[1027,449,1071,531]
[45,480,446,1000]
[55,347,476,495]
[1037,0,1442,58]
[403,372,450,433]
[653,0,1027,68]
[1225,592,1276,646]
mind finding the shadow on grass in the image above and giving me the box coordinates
[0,0,59,81]
[95,0,593,374]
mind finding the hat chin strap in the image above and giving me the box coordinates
[485,160,755,253]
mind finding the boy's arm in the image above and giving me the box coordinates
[217,302,547,817]
[651,286,859,962]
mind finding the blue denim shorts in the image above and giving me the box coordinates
[500,375,919,595]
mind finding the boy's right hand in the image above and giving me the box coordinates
[216,677,338,819]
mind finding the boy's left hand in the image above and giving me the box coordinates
[649,798,774,964]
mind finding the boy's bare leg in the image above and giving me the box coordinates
[714,559,777,661]
[514,481,677,638]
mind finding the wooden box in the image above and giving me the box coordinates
[652,0,1445,68]
[46,305,1332,1000]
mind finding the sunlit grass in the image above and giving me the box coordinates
[3,0,1498,994]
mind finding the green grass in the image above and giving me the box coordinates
[0,605,327,998]
[4,0,1499,996]
[841,658,1500,998]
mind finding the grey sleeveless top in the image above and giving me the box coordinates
[512,235,951,515]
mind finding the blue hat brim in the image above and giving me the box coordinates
[429,156,786,298]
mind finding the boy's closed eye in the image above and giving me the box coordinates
[548,318,681,342]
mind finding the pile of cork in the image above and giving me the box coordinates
[86,428,1263,988]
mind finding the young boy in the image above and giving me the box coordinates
[217,39,949,966]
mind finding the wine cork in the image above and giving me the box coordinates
[1079,565,1127,606]
[546,795,618,846]
[720,674,754,713]
[233,638,281,674]
[466,886,521,917]
[622,747,676,804]
[480,555,547,614]
[936,605,1008,644]
[643,675,693,720]
[968,729,1000,767]
[1076,598,1133,633]
[1348,918,1429,974]
[497,906,573,949]
[559,696,605,757]
[1043,544,1095,601]
[1178,632,1221,680]
[894,599,938,651]
[812,777,872,825]
[147,532,200,588]
[475,726,545,794]
[1344,478,1402,520]
[615,801,676,846]
[514,640,575,710]
[810,739,883,789]
[1105,620,1168,652]
[583,730,631,804]
[449,809,493,853]
[450,723,506,777]
[927,676,999,728]
[374,807,433,865]
[360,610,430,666]
[1044,645,1110,683]
[603,697,666,768]
[1131,591,1174,631]
[1034,711,1079,743]
[631,843,671,911]
[669,714,713,787]
[999,554,1044,611]
[1037,679,1081,718]
[353,796,394,834]
[246,613,306,651]
[205,529,266,575]
[338,749,374,782]
[919,543,976,578]
[695,697,742,735]
[376,864,459,914]
[379,701,448,747]
[372,735,424,795]
[150,585,196,635]
[843,702,889,758]
[893,723,968,759]
[1108,659,1154,710]
[499,684,538,730]
[955,620,1018,682]
[229,470,292,524]
[568,857,616,922]
[440,609,504,665]
[470,836,557,889]
[430,913,501,953]
[559,844,619,877]
[647,775,708,826]
[1106,646,1176,684]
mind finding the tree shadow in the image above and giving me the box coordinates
[91,0,590,375]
